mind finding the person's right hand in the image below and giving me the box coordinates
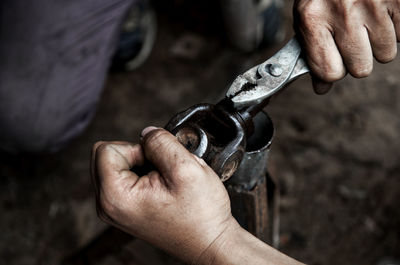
[91,127,238,264]
[293,0,400,94]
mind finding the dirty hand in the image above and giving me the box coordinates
[293,0,399,94]
[90,127,237,264]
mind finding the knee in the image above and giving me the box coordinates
[0,110,93,154]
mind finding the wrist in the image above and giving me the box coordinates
[193,217,243,265]
[194,218,305,265]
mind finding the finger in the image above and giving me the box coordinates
[393,16,400,42]
[141,127,202,182]
[91,141,142,184]
[311,75,333,95]
[91,141,106,199]
[299,28,346,82]
[91,141,105,182]
[141,126,159,138]
[334,22,373,78]
[95,142,144,190]
[387,3,400,42]
[294,3,346,82]
[365,11,397,63]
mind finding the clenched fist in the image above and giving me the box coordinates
[91,127,304,265]
[91,127,236,264]
[294,0,400,93]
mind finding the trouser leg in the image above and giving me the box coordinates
[0,0,135,153]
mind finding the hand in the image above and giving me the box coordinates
[91,127,237,264]
[293,0,399,94]
[91,127,305,265]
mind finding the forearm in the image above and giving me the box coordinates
[196,221,305,265]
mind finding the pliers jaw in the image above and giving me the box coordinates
[226,37,309,109]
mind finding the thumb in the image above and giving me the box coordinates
[140,126,201,182]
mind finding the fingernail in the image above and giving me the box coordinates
[141,126,159,137]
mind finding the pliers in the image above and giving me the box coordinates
[165,36,310,180]
[227,36,309,109]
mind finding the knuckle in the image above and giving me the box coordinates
[296,1,322,27]
[365,0,381,14]
[172,158,198,177]
[96,142,112,155]
[171,158,205,183]
[296,0,315,15]
[92,141,106,154]
[96,142,124,159]
[333,0,356,16]
[144,129,184,161]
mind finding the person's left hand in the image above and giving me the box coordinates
[90,127,238,264]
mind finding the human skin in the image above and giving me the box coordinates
[293,0,400,94]
[91,127,304,265]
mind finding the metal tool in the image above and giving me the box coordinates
[226,36,309,108]
[165,36,309,181]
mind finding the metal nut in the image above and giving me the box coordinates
[267,63,283,77]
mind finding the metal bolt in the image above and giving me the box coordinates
[267,64,283,77]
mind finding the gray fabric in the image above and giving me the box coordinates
[0,0,134,153]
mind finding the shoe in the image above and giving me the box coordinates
[110,0,157,71]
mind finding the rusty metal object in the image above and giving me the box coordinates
[228,173,280,244]
[165,101,250,181]
[226,112,273,188]
[225,111,276,242]
[164,100,270,181]
[228,175,270,241]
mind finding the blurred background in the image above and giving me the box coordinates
[1,0,399,264]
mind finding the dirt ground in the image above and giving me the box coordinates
[1,1,399,265]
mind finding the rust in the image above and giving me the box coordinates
[221,158,239,182]
[165,101,248,181]
[175,127,200,153]
[164,96,272,181]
